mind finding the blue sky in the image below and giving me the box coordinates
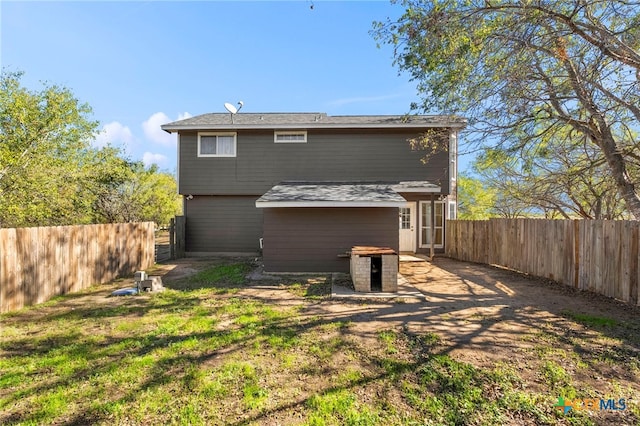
[3,1,467,173]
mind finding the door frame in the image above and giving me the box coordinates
[419,200,445,249]
[399,202,416,252]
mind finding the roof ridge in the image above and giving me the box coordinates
[161,112,467,132]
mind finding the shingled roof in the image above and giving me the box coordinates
[255,182,408,208]
[161,113,467,132]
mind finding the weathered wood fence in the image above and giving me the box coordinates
[169,216,186,260]
[446,219,639,305]
[0,222,155,313]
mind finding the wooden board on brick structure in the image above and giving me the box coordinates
[351,246,397,256]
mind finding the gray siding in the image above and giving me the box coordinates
[179,129,450,195]
[262,208,399,273]
[185,196,262,253]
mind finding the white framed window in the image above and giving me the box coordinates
[198,132,237,157]
[399,207,411,230]
[274,131,307,143]
[448,201,457,220]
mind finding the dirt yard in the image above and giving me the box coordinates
[359,258,638,381]
[323,259,638,391]
[3,255,637,425]
[157,255,640,423]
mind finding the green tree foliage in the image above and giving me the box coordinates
[473,133,633,219]
[457,175,496,219]
[0,71,180,228]
[458,174,530,219]
[373,0,640,218]
[137,166,181,226]
[0,70,99,226]
[92,160,181,226]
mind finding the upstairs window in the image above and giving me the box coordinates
[198,132,236,157]
[274,131,307,143]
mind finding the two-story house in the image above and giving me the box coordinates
[161,113,466,272]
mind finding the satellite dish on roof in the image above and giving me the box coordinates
[224,102,237,114]
[224,101,244,123]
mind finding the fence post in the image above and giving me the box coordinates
[175,216,186,259]
[169,217,175,260]
[573,219,580,288]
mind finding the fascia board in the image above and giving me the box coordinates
[162,122,467,132]
[255,201,407,208]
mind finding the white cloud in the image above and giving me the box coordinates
[93,121,134,148]
[143,111,192,147]
[142,152,168,168]
[143,112,172,146]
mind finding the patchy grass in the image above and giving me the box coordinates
[561,310,619,328]
[285,276,332,300]
[378,330,399,354]
[195,263,251,284]
[0,259,638,425]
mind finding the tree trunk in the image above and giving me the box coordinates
[562,58,640,219]
[598,124,640,219]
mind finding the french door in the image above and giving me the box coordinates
[420,201,444,248]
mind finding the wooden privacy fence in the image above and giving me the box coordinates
[0,222,155,313]
[169,216,186,260]
[446,219,639,306]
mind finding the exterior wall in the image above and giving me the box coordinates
[184,195,262,253]
[263,207,399,273]
[179,128,451,195]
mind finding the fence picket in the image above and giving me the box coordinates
[0,222,155,312]
[446,218,639,305]
[0,229,18,311]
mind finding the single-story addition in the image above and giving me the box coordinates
[161,112,466,273]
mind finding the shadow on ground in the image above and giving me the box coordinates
[2,255,638,425]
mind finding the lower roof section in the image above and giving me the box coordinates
[255,181,441,208]
[391,181,441,193]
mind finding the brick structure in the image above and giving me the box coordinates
[350,254,372,292]
[350,246,398,293]
[381,254,398,292]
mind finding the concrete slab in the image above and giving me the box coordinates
[331,273,427,300]
[399,254,427,262]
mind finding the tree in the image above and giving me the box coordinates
[0,70,99,227]
[0,70,181,228]
[457,175,497,219]
[90,156,181,227]
[473,132,633,219]
[458,173,530,218]
[89,146,140,224]
[134,165,181,226]
[373,0,640,218]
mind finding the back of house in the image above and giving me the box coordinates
[161,112,466,272]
